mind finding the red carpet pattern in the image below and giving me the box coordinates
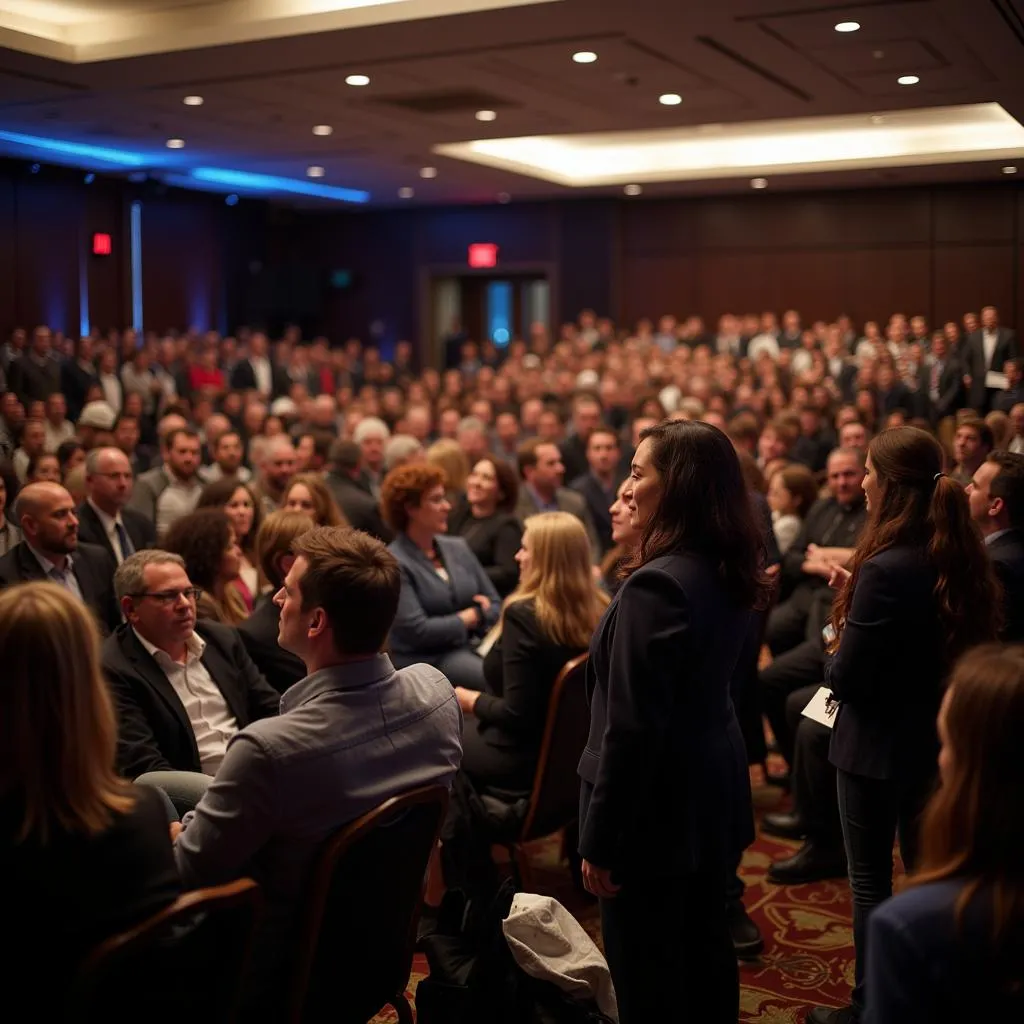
[372,784,858,1023]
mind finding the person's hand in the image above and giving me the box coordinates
[472,594,492,614]
[829,565,852,589]
[582,860,621,899]
[801,557,833,579]
[458,607,481,629]
[169,821,183,842]
[454,686,480,715]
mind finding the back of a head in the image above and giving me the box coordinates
[988,451,1024,529]
[425,438,468,491]
[256,510,315,588]
[163,508,232,590]
[384,434,424,473]
[328,438,362,473]
[293,526,401,656]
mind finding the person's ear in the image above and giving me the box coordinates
[307,607,327,639]
[120,596,135,622]
[990,496,1005,520]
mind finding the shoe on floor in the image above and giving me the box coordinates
[762,810,805,840]
[806,1005,857,1024]
[726,899,764,960]
[767,840,847,885]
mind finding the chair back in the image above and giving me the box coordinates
[71,877,261,1024]
[520,653,590,843]
[287,783,449,1024]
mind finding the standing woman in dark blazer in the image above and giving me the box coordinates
[578,420,771,1024]
[810,426,998,1024]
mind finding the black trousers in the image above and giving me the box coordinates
[786,686,842,846]
[836,768,935,1016]
[600,869,737,1024]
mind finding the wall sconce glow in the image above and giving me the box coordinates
[0,130,147,167]
[476,110,497,122]
[345,74,370,86]
[898,75,920,85]
[130,201,143,331]
[751,177,768,189]
[166,138,185,149]
[834,21,860,32]
[190,167,369,203]
[398,187,414,198]
[659,93,682,106]
[572,51,597,64]
[183,95,204,106]
[312,125,333,136]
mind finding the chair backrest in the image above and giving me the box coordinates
[71,877,261,1024]
[520,653,590,843]
[287,783,450,1024]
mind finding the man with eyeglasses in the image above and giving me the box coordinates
[103,549,279,812]
[76,447,155,565]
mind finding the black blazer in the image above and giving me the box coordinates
[324,471,393,543]
[0,540,119,634]
[577,552,755,879]
[448,501,523,597]
[75,502,157,565]
[559,433,589,486]
[102,620,281,778]
[917,358,965,423]
[230,358,290,398]
[60,359,99,422]
[965,328,1018,411]
[237,593,307,695]
[828,546,946,782]
[570,473,618,556]
[989,529,1024,642]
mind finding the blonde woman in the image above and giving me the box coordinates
[282,471,349,527]
[454,511,609,789]
[2,583,180,1006]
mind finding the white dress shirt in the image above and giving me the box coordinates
[100,372,123,413]
[87,498,132,564]
[983,329,998,370]
[44,419,76,453]
[134,628,238,775]
[251,356,272,396]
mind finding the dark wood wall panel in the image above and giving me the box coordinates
[932,245,1016,326]
[84,182,127,333]
[0,175,15,335]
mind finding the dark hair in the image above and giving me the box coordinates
[165,427,200,451]
[474,457,519,514]
[624,420,772,609]
[25,452,59,481]
[587,426,620,448]
[213,429,242,451]
[987,451,1024,530]
[197,477,263,552]
[256,510,315,588]
[56,440,84,473]
[776,463,820,518]
[516,436,558,478]
[832,427,999,660]
[328,438,362,472]
[292,526,401,655]
[163,509,234,591]
[958,419,995,452]
[380,463,447,533]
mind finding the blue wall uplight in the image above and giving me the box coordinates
[191,168,369,203]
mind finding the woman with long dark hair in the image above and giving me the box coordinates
[578,419,771,1024]
[809,426,999,1024]
[865,645,1024,1022]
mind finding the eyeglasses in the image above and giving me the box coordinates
[128,588,202,605]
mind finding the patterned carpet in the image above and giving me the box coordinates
[372,778,860,1024]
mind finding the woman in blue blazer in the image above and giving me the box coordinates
[808,427,999,1024]
[382,462,500,689]
[578,420,772,1024]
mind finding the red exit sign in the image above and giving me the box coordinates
[92,232,112,256]
[468,242,498,268]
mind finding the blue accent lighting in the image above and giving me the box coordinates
[0,130,148,167]
[130,201,143,331]
[83,172,95,184]
[191,167,369,203]
[225,193,239,206]
[79,234,90,337]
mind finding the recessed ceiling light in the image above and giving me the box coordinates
[419,166,437,179]
[834,21,860,33]
[398,186,414,198]
[475,110,497,122]
[312,125,333,136]
[497,192,511,204]
[572,51,597,64]
[898,75,920,86]
[165,138,185,149]
[307,165,325,178]
[870,114,887,125]
[183,95,203,106]
[751,177,768,189]
[659,93,682,106]
[1002,165,1018,174]
[623,184,643,196]
[345,74,370,87]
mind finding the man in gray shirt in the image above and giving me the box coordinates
[174,525,463,1008]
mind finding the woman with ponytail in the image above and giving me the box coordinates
[808,426,999,1024]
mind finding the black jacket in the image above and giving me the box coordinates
[237,594,307,695]
[0,540,119,634]
[989,529,1024,642]
[323,471,393,543]
[75,502,156,565]
[964,328,1018,411]
[448,502,523,597]
[102,620,280,778]
[917,358,965,424]
[570,473,619,556]
[780,496,867,599]
[559,434,589,486]
[578,552,755,878]
[828,546,946,781]
[60,359,99,422]
[230,358,290,398]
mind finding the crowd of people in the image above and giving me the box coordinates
[2,303,1024,1023]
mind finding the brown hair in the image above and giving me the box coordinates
[292,526,401,655]
[912,645,1024,984]
[987,451,1024,530]
[776,463,820,518]
[473,456,519,514]
[256,510,316,589]
[831,427,999,660]
[380,463,447,533]
[283,472,348,528]
[425,439,468,493]
[197,477,263,555]
[0,583,133,843]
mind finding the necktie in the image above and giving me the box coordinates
[115,520,135,561]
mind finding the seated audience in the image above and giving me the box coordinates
[199,428,251,484]
[383,433,425,473]
[950,419,993,486]
[129,426,203,539]
[56,438,86,479]
[12,416,46,482]
[25,450,61,484]
[426,437,470,502]
[322,439,392,542]
[238,511,312,694]
[282,471,348,527]
[767,463,820,554]
[865,644,1024,1023]
[163,508,249,625]
[174,526,462,1014]
[252,435,296,514]
[383,462,500,689]
[104,550,279,806]
[197,477,262,606]
[454,511,607,789]
[0,481,119,633]
[77,447,156,566]
[0,468,20,556]
[4,582,180,1012]
[353,415,389,496]
[448,457,523,597]
[570,426,625,556]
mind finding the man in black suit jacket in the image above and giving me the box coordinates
[76,447,156,565]
[559,394,603,484]
[967,451,1024,642]
[104,550,279,783]
[964,306,1018,413]
[0,481,119,633]
[993,359,1024,414]
[570,426,623,556]
[917,334,965,425]
[229,332,288,398]
[323,439,393,542]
